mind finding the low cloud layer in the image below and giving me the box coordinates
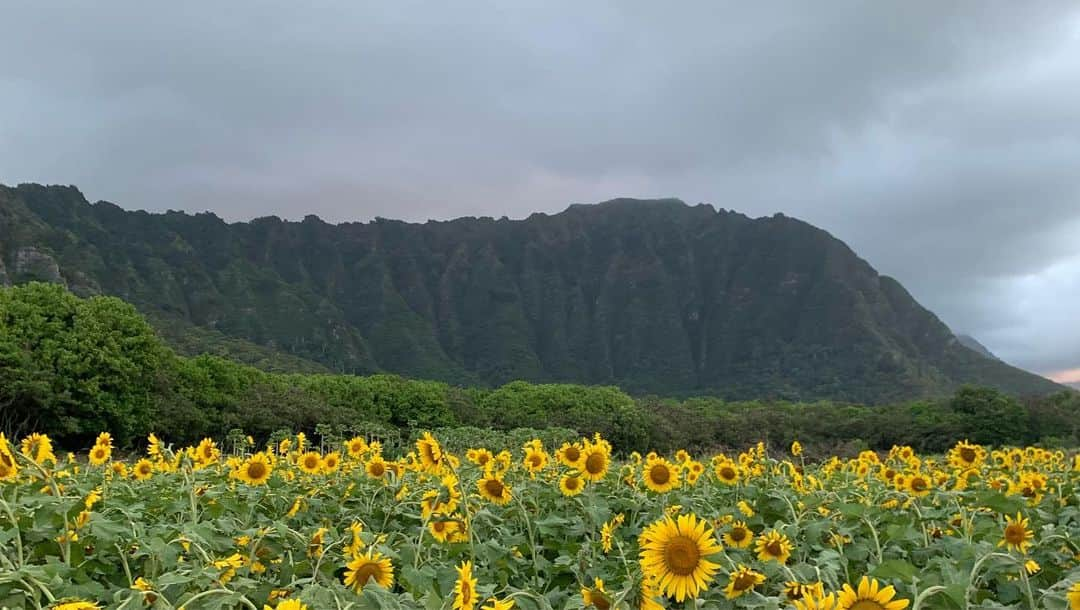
[2,2,1079,378]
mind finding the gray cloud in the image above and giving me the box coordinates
[2,1,1079,377]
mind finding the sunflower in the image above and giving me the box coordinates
[523,446,548,475]
[452,560,478,610]
[581,578,611,609]
[723,564,766,599]
[1067,581,1080,610]
[421,478,462,518]
[639,576,664,610]
[132,577,157,602]
[723,520,753,549]
[755,530,794,564]
[580,443,611,482]
[235,452,273,486]
[265,601,308,610]
[365,456,389,480]
[95,432,113,448]
[642,457,680,493]
[88,443,112,466]
[147,433,163,459]
[53,602,102,610]
[639,513,723,602]
[481,598,515,610]
[345,436,368,459]
[714,460,740,485]
[318,451,340,473]
[785,581,826,601]
[998,512,1034,554]
[556,442,584,469]
[837,576,909,610]
[429,518,467,543]
[947,440,985,470]
[468,448,494,469]
[132,459,155,481]
[308,527,329,558]
[477,473,512,505]
[904,472,931,497]
[416,432,444,473]
[20,433,56,465]
[559,473,585,497]
[297,451,323,475]
[600,515,623,553]
[346,521,366,557]
[0,439,17,482]
[195,438,219,464]
[795,593,839,610]
[344,549,394,591]
[686,460,705,478]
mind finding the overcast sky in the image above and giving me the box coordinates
[2,2,1079,381]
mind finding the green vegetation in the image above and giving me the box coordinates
[0,183,1064,403]
[2,283,1077,456]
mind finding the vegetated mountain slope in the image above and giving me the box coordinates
[0,183,1064,402]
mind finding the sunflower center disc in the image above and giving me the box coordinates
[486,479,505,496]
[247,462,267,479]
[721,467,736,479]
[730,528,746,542]
[1005,525,1025,544]
[665,536,700,575]
[353,564,380,586]
[766,540,783,556]
[650,464,670,485]
[586,453,604,473]
[960,447,976,463]
[849,601,886,610]
[911,478,926,492]
[566,448,581,462]
[733,573,757,591]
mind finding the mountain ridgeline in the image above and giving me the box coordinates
[0,183,1062,402]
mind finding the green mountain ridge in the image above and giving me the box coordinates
[0,182,1063,402]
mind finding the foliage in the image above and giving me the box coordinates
[0,282,171,446]
[2,283,1080,458]
[1,431,1079,608]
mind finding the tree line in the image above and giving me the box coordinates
[2,282,1077,455]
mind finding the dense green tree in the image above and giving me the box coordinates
[0,282,171,445]
[949,386,1029,446]
[1,283,1076,454]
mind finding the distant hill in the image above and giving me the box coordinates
[0,182,1065,402]
[956,334,1001,361]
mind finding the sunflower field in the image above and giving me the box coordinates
[2,431,1080,610]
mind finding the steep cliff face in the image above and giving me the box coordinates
[0,183,1062,401]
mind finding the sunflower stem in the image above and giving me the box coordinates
[514,490,542,588]
[911,584,947,610]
